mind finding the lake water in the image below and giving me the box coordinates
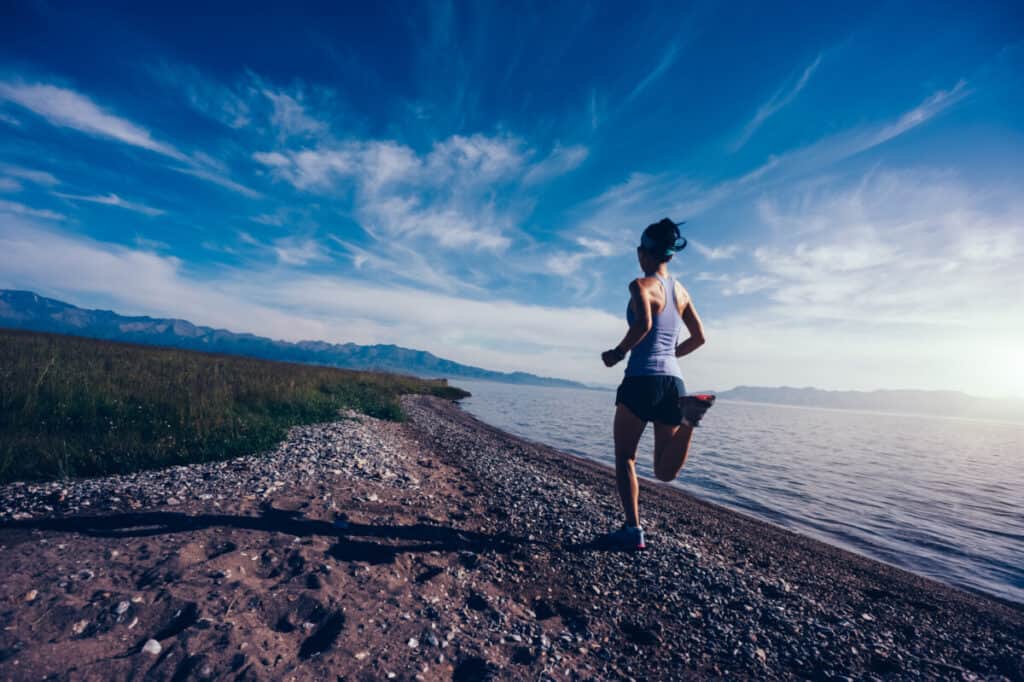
[454,379,1024,604]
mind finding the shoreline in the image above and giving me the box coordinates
[435,396,1024,610]
[409,396,1024,678]
[0,395,1021,680]
[457,382,1024,606]
[452,394,1024,610]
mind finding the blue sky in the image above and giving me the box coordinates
[1,1,1022,396]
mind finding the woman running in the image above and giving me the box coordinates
[601,218,714,550]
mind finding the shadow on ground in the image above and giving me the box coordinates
[0,505,539,565]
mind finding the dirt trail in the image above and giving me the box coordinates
[0,396,1021,681]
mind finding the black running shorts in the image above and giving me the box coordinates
[615,375,686,425]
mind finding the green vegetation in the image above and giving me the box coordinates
[0,329,469,483]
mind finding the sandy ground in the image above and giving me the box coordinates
[0,395,1021,681]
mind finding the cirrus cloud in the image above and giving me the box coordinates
[0,80,187,160]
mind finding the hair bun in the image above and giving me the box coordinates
[641,218,687,257]
[645,218,683,243]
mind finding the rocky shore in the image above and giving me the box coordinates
[1,395,1021,680]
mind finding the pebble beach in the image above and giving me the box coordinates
[0,395,1021,680]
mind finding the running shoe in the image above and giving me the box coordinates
[604,524,646,550]
[681,393,716,428]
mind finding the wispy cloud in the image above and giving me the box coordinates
[170,166,263,198]
[0,81,187,160]
[363,196,512,250]
[53,191,165,216]
[720,274,777,296]
[0,78,262,198]
[0,199,64,221]
[255,132,576,252]
[264,89,327,138]
[153,63,336,144]
[752,80,971,185]
[0,178,20,192]
[523,144,589,185]
[133,235,170,251]
[861,79,970,150]
[690,270,778,297]
[149,61,251,128]
[690,240,740,260]
[733,54,822,150]
[271,237,329,266]
[0,163,59,186]
[329,233,476,292]
[427,134,527,183]
[625,42,681,105]
[250,212,286,226]
[574,80,972,243]
[750,168,1021,329]
[575,236,614,256]
[544,236,616,275]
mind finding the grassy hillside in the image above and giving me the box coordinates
[0,329,468,483]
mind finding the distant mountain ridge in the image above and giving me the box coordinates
[718,385,1024,424]
[0,290,586,388]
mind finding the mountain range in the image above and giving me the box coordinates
[0,290,586,388]
[3,290,1020,422]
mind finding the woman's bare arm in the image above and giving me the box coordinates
[675,284,706,358]
[602,280,654,367]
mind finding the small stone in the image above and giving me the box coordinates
[166,498,180,506]
[115,601,131,615]
[408,638,419,649]
[861,613,875,622]
[354,651,370,660]
[142,639,162,656]
[72,619,89,635]
[24,590,38,602]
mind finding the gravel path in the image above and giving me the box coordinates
[0,396,1021,681]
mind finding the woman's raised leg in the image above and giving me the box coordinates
[613,403,647,526]
[652,421,694,482]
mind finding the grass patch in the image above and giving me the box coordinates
[0,328,469,483]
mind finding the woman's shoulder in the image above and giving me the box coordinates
[630,275,662,288]
[672,278,691,306]
[628,276,660,297]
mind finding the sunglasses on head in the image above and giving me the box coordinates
[640,231,687,256]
